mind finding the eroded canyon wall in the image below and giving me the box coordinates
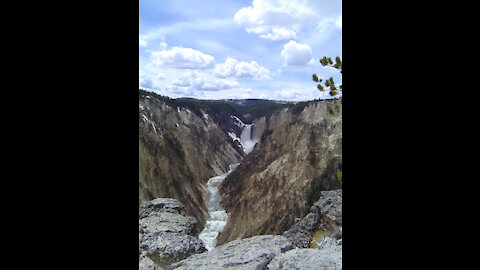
[217,98,342,245]
[139,92,243,229]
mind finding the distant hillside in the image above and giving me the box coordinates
[139,89,332,123]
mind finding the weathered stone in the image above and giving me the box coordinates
[282,213,319,248]
[140,252,164,270]
[139,214,197,236]
[140,232,206,268]
[140,198,188,218]
[316,236,342,251]
[171,235,293,270]
[283,189,342,248]
[139,198,207,269]
[313,189,342,227]
[266,247,342,270]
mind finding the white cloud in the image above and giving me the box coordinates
[260,27,297,40]
[335,16,342,29]
[214,58,271,80]
[139,77,153,89]
[274,88,300,99]
[139,36,148,47]
[139,1,341,101]
[315,16,342,33]
[139,18,234,46]
[200,87,254,100]
[234,0,341,40]
[165,85,194,95]
[156,73,166,80]
[273,87,321,101]
[274,85,341,101]
[194,39,230,54]
[151,47,215,69]
[172,71,238,91]
[139,69,165,89]
[280,40,314,66]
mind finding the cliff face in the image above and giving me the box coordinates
[217,99,342,245]
[139,92,243,230]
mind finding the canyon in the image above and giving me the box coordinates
[139,89,342,269]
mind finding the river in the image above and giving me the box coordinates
[198,163,240,251]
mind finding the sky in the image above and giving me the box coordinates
[139,0,342,101]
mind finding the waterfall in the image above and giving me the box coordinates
[240,124,256,155]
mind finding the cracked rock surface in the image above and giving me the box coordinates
[139,198,206,269]
[284,189,342,248]
[171,235,293,270]
[266,247,342,270]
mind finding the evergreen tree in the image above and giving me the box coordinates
[313,56,342,96]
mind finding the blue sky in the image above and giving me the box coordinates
[139,0,342,101]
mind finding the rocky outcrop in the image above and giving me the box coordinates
[218,99,342,245]
[139,198,207,269]
[171,235,293,270]
[139,252,163,270]
[265,190,342,269]
[284,189,342,248]
[139,91,243,230]
[315,189,342,227]
[316,236,342,250]
[266,247,342,270]
[282,212,320,248]
[140,198,190,217]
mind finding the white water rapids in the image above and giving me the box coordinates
[198,163,240,251]
[198,119,257,251]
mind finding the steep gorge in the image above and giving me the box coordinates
[217,99,342,245]
[139,89,342,247]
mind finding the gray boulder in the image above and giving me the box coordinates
[140,231,206,268]
[139,213,198,236]
[315,236,342,251]
[284,189,342,248]
[171,235,293,270]
[140,198,188,218]
[266,247,342,270]
[139,198,206,269]
[282,212,319,248]
[140,252,164,270]
[314,189,342,227]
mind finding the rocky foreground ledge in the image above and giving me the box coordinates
[284,189,342,248]
[139,198,206,269]
[171,235,293,270]
[139,190,342,270]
